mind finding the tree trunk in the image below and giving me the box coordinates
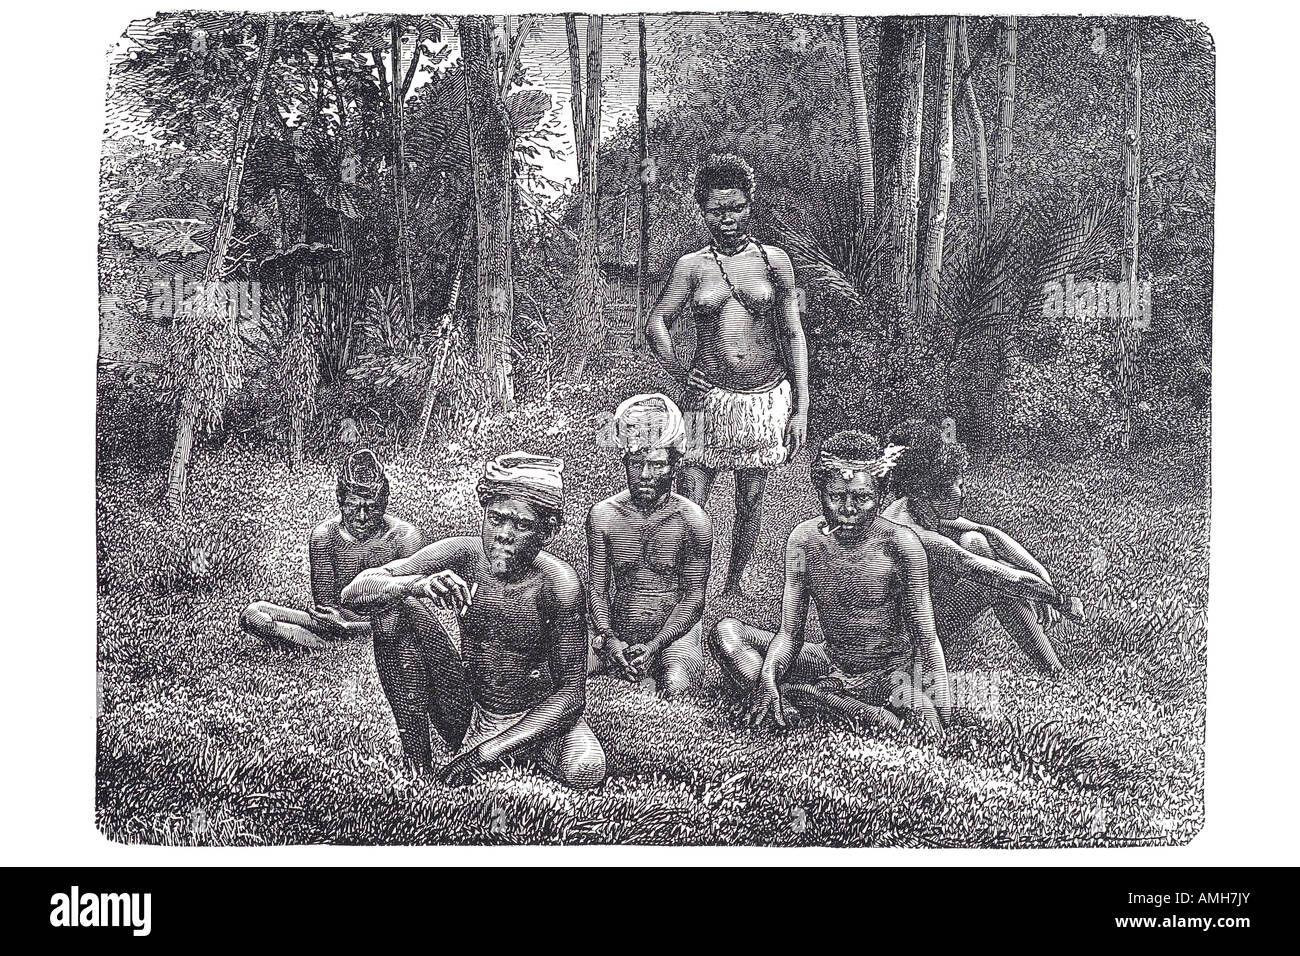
[565,15,587,164]
[872,18,925,328]
[957,17,991,232]
[635,13,650,351]
[326,42,363,380]
[919,17,955,325]
[993,17,1017,212]
[461,16,515,410]
[842,16,875,230]
[569,15,603,376]
[390,19,418,327]
[414,230,470,455]
[166,13,278,513]
[287,265,312,470]
[169,413,196,511]
[1118,21,1142,452]
[898,20,926,319]
[961,15,1017,448]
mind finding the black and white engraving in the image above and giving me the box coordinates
[98,11,1213,846]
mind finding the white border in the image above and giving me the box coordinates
[2,0,1295,866]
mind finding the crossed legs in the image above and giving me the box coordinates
[709,618,904,730]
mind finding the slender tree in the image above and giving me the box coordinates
[371,18,424,326]
[166,14,278,512]
[320,36,364,379]
[957,17,991,232]
[955,18,1000,442]
[282,247,321,471]
[635,13,650,350]
[993,16,1017,212]
[874,17,926,322]
[919,17,956,324]
[842,16,875,230]
[461,15,515,409]
[565,15,587,164]
[567,14,604,375]
[898,21,926,318]
[411,16,534,433]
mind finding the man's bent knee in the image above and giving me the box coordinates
[959,530,994,558]
[710,617,744,656]
[661,663,695,698]
[558,737,607,790]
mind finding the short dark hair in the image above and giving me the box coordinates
[812,430,886,494]
[695,153,756,207]
[885,419,970,500]
[479,492,564,535]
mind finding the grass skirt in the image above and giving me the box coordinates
[681,378,791,470]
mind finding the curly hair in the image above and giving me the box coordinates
[694,153,756,207]
[811,430,887,494]
[885,419,970,501]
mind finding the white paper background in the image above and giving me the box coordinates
[2,0,1293,866]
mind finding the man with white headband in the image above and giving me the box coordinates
[240,449,424,649]
[587,393,713,697]
[342,452,606,789]
[710,430,952,733]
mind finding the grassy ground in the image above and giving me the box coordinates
[96,360,1208,846]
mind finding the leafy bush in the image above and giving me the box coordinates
[997,296,1120,457]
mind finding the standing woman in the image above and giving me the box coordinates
[646,154,809,596]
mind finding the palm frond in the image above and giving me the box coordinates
[405,72,469,171]
[934,205,1042,346]
[1018,190,1121,323]
[932,189,1121,353]
[768,209,866,307]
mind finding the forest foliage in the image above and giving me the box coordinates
[99,14,1213,487]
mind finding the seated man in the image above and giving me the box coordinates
[710,430,951,733]
[587,393,713,697]
[240,450,423,649]
[341,452,606,790]
[881,420,1082,677]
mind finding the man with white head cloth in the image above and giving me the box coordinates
[343,452,606,789]
[587,393,714,697]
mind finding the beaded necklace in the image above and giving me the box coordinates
[708,236,777,310]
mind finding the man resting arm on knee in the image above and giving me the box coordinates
[714,431,952,734]
[883,420,1083,676]
[343,453,605,789]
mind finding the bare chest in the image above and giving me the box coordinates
[459,578,551,660]
[693,255,777,318]
[606,511,691,575]
[331,537,406,588]
[806,542,900,612]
